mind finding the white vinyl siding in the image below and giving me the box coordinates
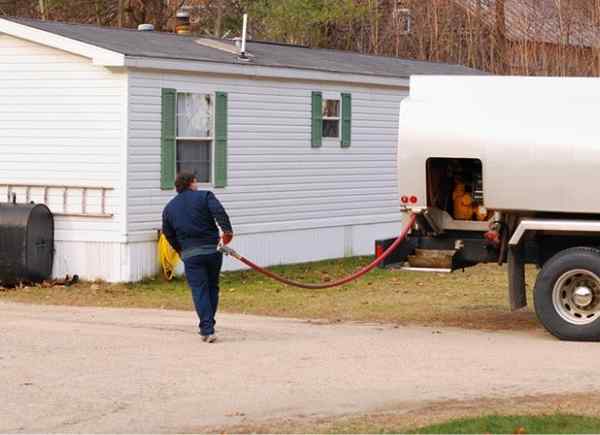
[0,34,124,243]
[127,70,407,238]
[0,27,464,281]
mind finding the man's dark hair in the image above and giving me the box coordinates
[175,172,197,193]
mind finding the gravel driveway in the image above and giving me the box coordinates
[2,301,600,433]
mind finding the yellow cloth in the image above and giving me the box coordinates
[157,233,180,280]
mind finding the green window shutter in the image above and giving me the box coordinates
[214,91,228,188]
[311,91,322,148]
[160,88,177,190]
[341,93,352,148]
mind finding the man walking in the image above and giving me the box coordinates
[162,172,233,343]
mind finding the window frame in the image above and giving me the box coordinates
[394,7,411,35]
[322,96,341,139]
[175,91,215,185]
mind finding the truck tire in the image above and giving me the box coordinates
[534,247,600,341]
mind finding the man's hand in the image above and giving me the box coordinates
[221,232,234,245]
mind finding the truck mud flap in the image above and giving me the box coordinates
[508,243,527,311]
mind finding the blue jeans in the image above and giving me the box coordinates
[184,253,223,336]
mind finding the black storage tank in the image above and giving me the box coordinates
[0,202,54,286]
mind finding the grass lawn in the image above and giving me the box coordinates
[210,392,600,434]
[301,414,600,434]
[0,257,540,331]
[409,414,600,434]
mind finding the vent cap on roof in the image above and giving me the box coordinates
[137,23,154,32]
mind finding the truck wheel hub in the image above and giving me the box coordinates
[552,269,600,325]
[573,286,593,308]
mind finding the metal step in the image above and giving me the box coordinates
[407,248,456,270]
[400,266,452,273]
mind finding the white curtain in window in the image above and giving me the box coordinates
[177,93,213,138]
[322,99,340,118]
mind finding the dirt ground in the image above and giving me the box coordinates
[3,301,600,434]
[213,392,600,433]
[0,262,542,332]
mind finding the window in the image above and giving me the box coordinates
[393,7,411,35]
[322,99,340,138]
[176,93,213,183]
[311,91,351,148]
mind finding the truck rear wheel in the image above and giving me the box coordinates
[534,247,600,341]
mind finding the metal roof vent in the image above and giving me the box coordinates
[137,23,154,32]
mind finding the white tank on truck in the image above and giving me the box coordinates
[376,76,600,342]
[398,76,600,215]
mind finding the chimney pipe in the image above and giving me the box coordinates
[239,13,249,60]
[176,10,191,35]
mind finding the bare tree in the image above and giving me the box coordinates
[0,0,17,16]
[124,0,185,30]
[7,0,600,77]
[39,0,47,20]
[95,0,103,25]
[495,0,507,73]
[214,0,224,37]
[117,0,124,26]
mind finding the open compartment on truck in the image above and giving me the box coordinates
[426,158,487,222]
[378,157,498,273]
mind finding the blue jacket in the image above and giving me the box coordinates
[162,190,233,254]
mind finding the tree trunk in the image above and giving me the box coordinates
[118,0,125,27]
[495,0,507,73]
[39,0,47,20]
[214,0,224,37]
[95,0,102,25]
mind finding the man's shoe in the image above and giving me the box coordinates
[204,334,217,343]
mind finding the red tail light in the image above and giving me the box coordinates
[401,196,409,204]
[409,195,418,204]
[375,243,384,258]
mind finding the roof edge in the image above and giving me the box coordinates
[0,17,125,66]
[0,17,478,80]
[124,56,411,88]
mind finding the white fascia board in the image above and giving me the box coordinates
[124,56,411,89]
[0,18,125,66]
